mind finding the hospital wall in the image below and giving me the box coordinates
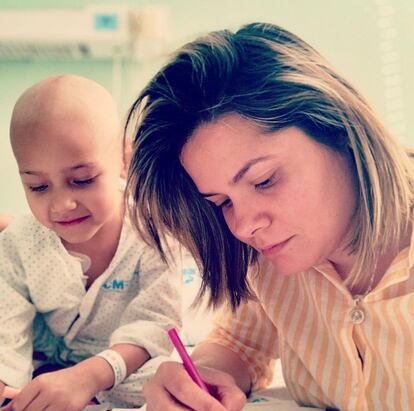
[1,0,413,215]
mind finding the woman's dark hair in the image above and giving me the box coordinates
[125,22,414,309]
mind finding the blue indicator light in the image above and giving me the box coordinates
[94,13,118,31]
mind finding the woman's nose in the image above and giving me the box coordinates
[229,203,270,241]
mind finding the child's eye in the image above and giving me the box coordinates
[73,177,95,186]
[29,185,48,192]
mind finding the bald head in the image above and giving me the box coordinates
[10,75,120,151]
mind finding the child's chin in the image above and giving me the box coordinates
[58,230,95,245]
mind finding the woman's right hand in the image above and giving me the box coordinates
[143,361,247,411]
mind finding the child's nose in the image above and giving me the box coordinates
[50,192,77,214]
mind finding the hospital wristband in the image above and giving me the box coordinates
[96,349,127,388]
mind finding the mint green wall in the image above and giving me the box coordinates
[1,0,413,215]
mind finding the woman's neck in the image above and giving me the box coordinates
[329,223,412,295]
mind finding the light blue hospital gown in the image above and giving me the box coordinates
[0,214,182,408]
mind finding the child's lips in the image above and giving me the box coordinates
[55,216,90,226]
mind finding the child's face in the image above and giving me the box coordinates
[181,113,358,276]
[12,111,124,246]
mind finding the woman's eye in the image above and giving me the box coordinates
[29,185,48,192]
[73,178,95,186]
[255,174,275,190]
[218,198,232,209]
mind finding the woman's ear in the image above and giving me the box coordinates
[121,137,133,179]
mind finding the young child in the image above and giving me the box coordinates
[0,75,181,410]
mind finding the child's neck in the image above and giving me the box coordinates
[63,207,125,287]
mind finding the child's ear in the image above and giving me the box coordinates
[121,138,133,179]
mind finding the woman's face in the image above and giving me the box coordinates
[180,113,357,276]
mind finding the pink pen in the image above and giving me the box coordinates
[167,328,210,393]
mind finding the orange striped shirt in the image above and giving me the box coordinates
[204,241,414,410]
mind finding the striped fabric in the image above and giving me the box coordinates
[204,241,414,410]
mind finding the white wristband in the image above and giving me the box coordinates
[96,349,127,388]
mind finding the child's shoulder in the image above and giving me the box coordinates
[122,217,181,248]
[119,217,151,255]
[119,217,180,263]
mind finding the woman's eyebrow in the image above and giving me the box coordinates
[232,156,273,184]
[199,155,274,197]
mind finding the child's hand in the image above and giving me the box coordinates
[0,381,6,406]
[1,367,97,411]
[143,361,246,411]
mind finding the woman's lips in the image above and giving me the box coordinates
[260,237,292,257]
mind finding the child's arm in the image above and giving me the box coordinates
[0,381,5,403]
[0,213,12,232]
[0,227,37,391]
[1,343,149,410]
[75,343,150,392]
[108,343,150,377]
[107,243,183,361]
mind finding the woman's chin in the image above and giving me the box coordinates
[266,258,309,277]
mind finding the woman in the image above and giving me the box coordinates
[126,23,414,411]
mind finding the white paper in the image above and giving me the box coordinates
[106,389,322,410]
[84,405,111,411]
[244,393,318,410]
[116,396,320,411]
